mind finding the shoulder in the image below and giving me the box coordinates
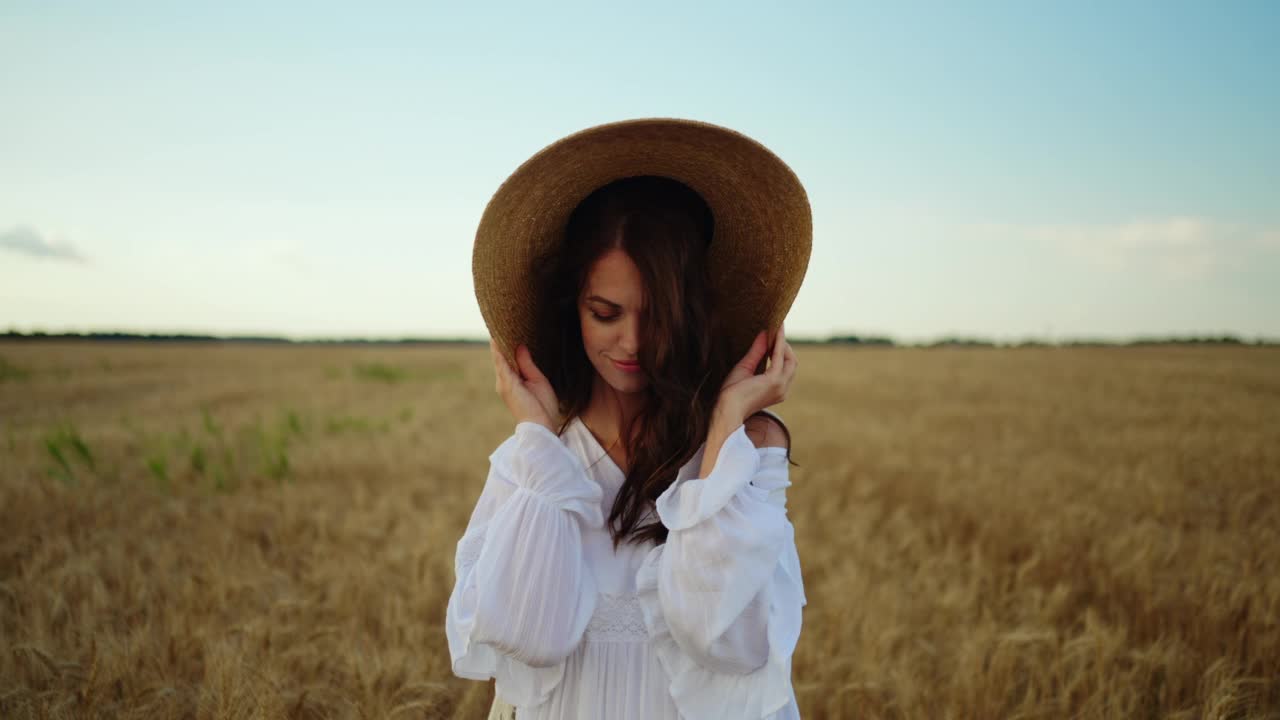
[743,410,790,451]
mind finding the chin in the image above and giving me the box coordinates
[596,364,648,393]
[612,379,647,394]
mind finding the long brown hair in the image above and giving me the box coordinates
[529,175,796,548]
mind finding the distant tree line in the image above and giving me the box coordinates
[0,330,474,345]
[2,329,1274,347]
[904,335,1268,348]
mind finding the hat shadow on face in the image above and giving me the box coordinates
[560,177,717,391]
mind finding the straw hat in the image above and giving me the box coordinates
[473,117,811,370]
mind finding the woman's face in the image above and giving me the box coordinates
[579,248,649,394]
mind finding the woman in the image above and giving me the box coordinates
[447,119,811,719]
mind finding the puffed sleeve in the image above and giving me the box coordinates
[635,421,807,720]
[445,421,603,709]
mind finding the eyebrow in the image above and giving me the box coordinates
[585,295,622,309]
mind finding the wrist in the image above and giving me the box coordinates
[699,408,743,480]
[518,416,556,434]
[711,402,745,430]
[706,409,742,451]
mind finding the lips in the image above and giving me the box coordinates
[612,358,641,373]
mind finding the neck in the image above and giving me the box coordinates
[583,371,646,443]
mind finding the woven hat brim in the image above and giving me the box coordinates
[473,117,812,368]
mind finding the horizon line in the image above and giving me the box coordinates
[3,328,1276,348]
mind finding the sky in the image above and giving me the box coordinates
[2,1,1278,343]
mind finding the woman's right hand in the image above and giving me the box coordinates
[491,339,560,432]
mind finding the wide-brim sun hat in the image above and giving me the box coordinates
[473,116,812,369]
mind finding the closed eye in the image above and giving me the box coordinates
[590,311,619,323]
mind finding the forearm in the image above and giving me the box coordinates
[649,417,795,675]
[471,485,596,666]
[699,403,746,479]
[451,422,604,669]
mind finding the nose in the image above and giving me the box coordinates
[618,316,639,358]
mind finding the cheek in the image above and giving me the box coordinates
[580,315,602,349]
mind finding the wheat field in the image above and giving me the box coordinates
[1,341,1277,719]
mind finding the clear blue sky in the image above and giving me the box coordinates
[3,1,1277,341]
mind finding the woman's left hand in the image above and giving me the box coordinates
[714,320,798,424]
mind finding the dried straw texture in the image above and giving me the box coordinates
[1,342,1277,719]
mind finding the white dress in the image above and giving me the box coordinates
[445,410,806,719]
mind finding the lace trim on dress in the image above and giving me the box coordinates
[584,592,648,642]
[457,526,486,571]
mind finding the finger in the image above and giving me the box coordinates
[739,330,768,370]
[776,353,792,386]
[774,341,796,386]
[768,326,786,376]
[516,344,546,383]
[493,343,515,381]
[506,345,523,380]
[491,342,507,391]
[783,347,798,380]
[490,339,503,374]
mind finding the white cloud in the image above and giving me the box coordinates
[980,217,1275,281]
[0,225,88,263]
[1255,228,1280,250]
